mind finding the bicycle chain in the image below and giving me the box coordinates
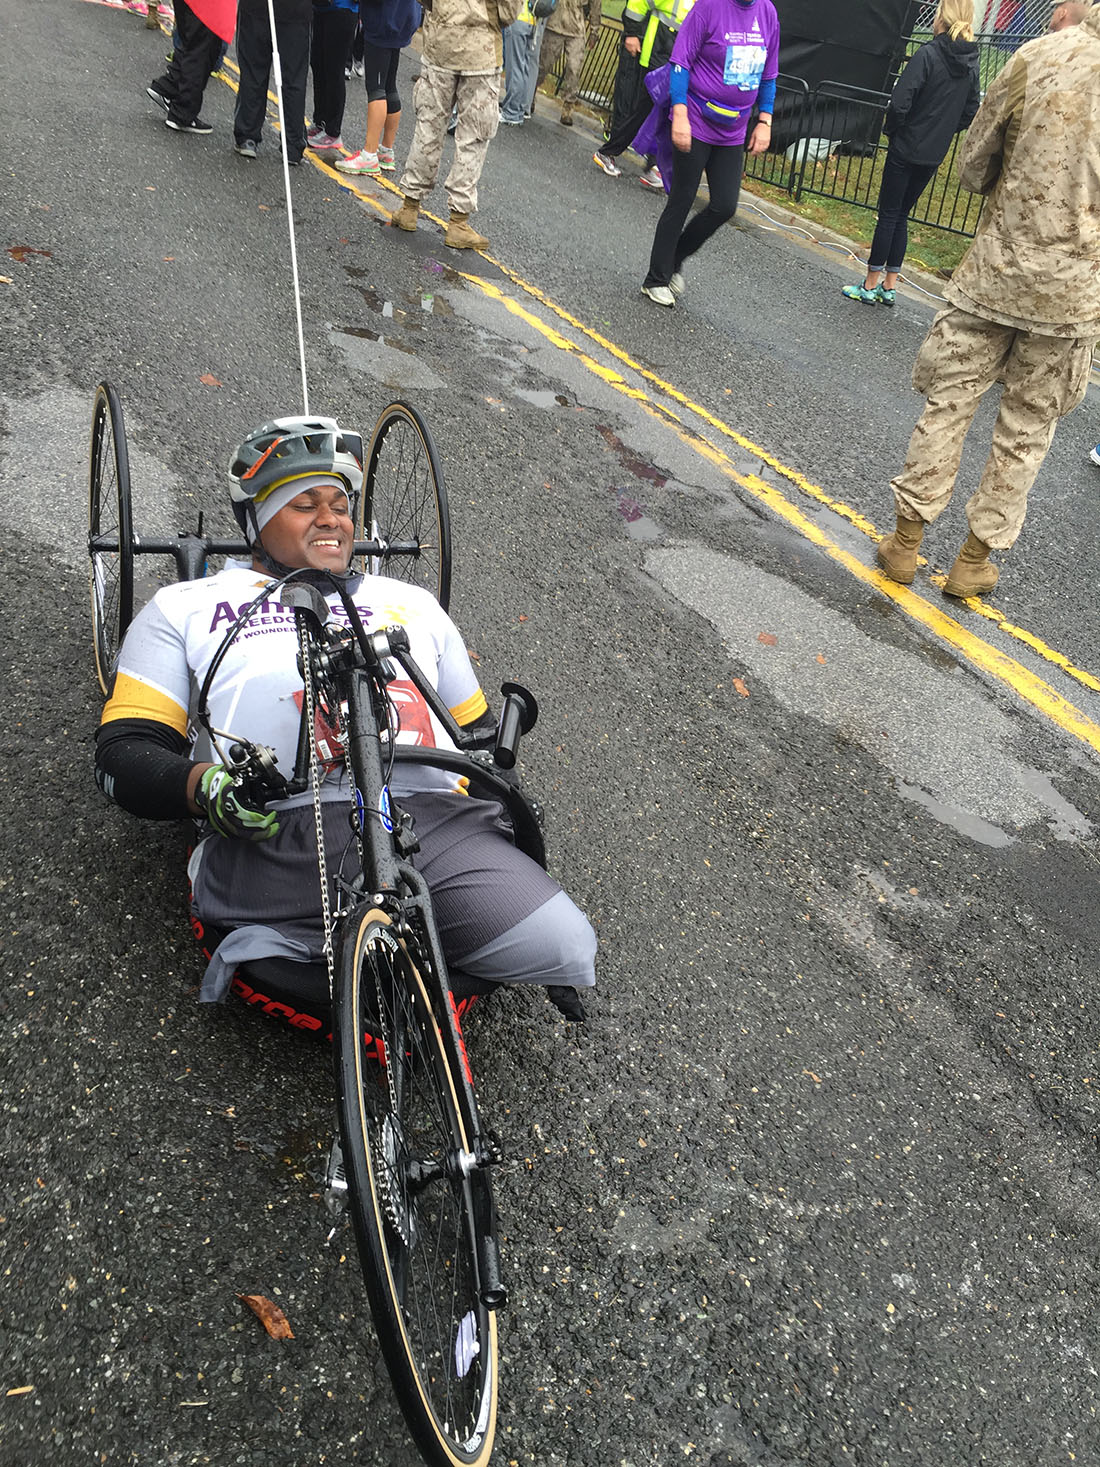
[299,617,336,1004]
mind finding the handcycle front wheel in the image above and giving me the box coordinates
[334,908,498,1467]
[360,402,452,611]
[88,381,135,696]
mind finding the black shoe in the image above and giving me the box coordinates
[146,83,171,110]
[166,115,213,134]
[234,139,258,159]
[546,985,587,1022]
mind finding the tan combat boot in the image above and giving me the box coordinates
[943,531,999,598]
[560,103,574,127]
[875,515,924,585]
[444,212,489,250]
[391,196,420,232]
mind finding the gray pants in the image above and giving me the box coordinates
[398,61,502,216]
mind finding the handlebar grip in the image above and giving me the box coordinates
[493,682,538,770]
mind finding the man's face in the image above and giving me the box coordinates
[257,480,354,572]
[1049,3,1079,30]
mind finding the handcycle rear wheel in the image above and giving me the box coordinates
[334,908,497,1467]
[361,402,452,611]
[88,381,135,695]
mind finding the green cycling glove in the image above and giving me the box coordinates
[195,766,280,843]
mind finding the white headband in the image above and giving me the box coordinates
[252,473,352,539]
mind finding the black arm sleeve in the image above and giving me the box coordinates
[95,717,196,820]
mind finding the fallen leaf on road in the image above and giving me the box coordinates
[732,677,750,698]
[803,1069,821,1084]
[163,256,175,262]
[815,653,826,664]
[258,204,270,211]
[518,614,528,622]
[467,648,481,663]
[199,373,223,387]
[0,276,11,285]
[8,246,52,263]
[757,632,777,646]
[238,1294,294,1339]
[6,1386,33,1397]
[145,185,157,191]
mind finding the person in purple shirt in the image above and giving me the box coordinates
[639,0,779,307]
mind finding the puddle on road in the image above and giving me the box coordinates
[342,268,455,324]
[596,422,668,487]
[896,782,1014,849]
[334,324,417,356]
[422,257,465,285]
[612,486,663,541]
[646,542,1093,848]
[513,388,570,410]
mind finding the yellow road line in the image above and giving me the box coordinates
[460,273,1100,758]
[476,256,1100,698]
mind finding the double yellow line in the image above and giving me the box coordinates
[214,52,1100,757]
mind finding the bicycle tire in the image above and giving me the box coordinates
[334,908,498,1467]
[88,381,135,696]
[360,402,452,611]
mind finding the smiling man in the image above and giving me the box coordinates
[94,415,595,1023]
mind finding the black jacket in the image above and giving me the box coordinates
[885,32,981,167]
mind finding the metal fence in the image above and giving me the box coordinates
[542,8,1050,240]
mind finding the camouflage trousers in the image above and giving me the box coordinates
[398,62,501,217]
[537,30,586,106]
[891,307,1094,550]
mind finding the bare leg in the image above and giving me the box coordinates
[364,96,388,154]
[381,107,400,149]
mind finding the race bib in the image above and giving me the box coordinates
[723,43,766,90]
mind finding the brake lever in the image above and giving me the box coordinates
[227,739,291,804]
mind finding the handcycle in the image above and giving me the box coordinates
[87,382,552,1467]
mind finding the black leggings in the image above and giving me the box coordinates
[361,40,401,109]
[645,137,744,287]
[310,7,358,136]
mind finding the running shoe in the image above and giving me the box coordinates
[669,270,685,297]
[307,123,325,142]
[873,284,896,307]
[641,283,675,307]
[1090,444,1100,467]
[352,60,365,76]
[234,139,258,159]
[308,133,343,151]
[594,150,622,177]
[336,149,381,176]
[377,145,396,171]
[841,283,878,304]
[639,164,663,189]
[146,83,171,110]
[165,115,213,134]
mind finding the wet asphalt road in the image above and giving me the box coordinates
[3,3,1100,1465]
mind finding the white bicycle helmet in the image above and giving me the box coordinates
[227,415,364,541]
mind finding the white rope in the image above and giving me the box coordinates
[265,0,310,414]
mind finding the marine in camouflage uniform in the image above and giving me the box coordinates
[392,0,521,248]
[879,7,1100,599]
[534,0,602,124]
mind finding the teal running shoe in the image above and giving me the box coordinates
[874,284,896,306]
[841,283,877,304]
